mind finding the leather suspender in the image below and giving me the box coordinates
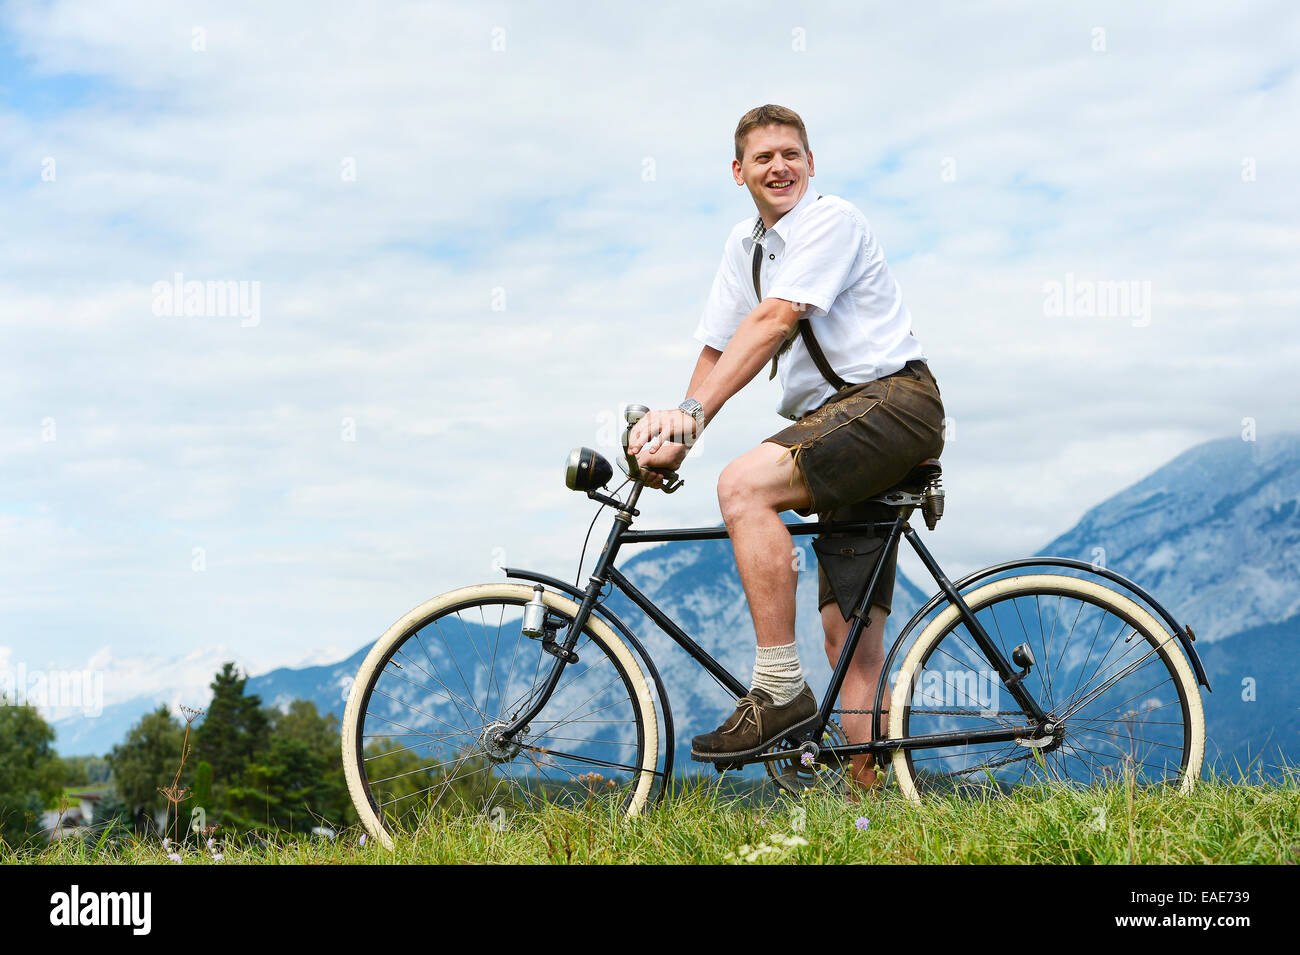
[752,236,850,390]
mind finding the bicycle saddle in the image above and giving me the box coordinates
[888,457,942,493]
[867,457,944,530]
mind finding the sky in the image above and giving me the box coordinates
[1,1,1297,714]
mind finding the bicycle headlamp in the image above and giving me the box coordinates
[565,447,613,491]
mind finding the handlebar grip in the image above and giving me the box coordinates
[644,466,679,483]
[621,403,684,492]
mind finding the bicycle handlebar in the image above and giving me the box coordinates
[621,404,684,493]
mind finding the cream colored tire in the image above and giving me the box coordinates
[889,574,1204,801]
[342,583,661,849]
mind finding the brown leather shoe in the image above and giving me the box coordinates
[691,684,820,763]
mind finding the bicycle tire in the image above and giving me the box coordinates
[342,583,661,849]
[889,574,1204,800]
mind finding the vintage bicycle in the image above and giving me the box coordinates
[342,405,1208,848]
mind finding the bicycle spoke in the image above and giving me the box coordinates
[898,579,1195,797]
[409,632,482,730]
[352,594,651,834]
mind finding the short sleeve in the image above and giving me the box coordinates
[693,240,750,351]
[766,203,864,316]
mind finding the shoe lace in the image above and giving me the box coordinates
[731,695,762,734]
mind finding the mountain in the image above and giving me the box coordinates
[1036,432,1300,774]
[1037,433,1300,642]
[52,432,1300,779]
[1195,613,1300,775]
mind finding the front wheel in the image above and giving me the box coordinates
[342,583,661,848]
[889,574,1204,800]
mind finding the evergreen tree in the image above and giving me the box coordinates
[193,662,270,797]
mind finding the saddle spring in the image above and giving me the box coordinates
[921,474,945,530]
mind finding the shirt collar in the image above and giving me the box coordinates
[745,186,822,251]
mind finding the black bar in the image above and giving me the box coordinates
[619,518,896,544]
[901,524,1049,723]
[606,566,749,698]
[828,722,1034,757]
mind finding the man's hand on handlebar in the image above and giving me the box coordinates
[627,409,696,489]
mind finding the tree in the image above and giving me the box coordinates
[106,705,186,821]
[0,699,64,847]
[225,701,352,831]
[272,699,339,754]
[193,663,270,798]
[59,754,111,786]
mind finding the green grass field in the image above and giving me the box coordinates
[8,769,1300,865]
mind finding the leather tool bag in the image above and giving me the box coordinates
[811,534,889,621]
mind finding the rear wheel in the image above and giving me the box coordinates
[342,583,661,848]
[889,574,1204,800]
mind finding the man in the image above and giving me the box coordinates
[627,104,945,789]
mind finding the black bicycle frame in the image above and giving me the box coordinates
[498,483,1050,757]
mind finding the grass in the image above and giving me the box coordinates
[8,768,1300,865]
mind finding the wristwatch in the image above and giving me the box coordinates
[678,398,705,435]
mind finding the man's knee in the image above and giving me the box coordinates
[821,602,850,655]
[718,443,806,520]
[822,603,889,665]
[716,458,746,522]
[717,452,771,521]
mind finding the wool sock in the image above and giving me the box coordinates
[751,641,806,706]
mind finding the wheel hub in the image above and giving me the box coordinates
[480,721,525,763]
[1015,721,1065,754]
[1041,721,1066,754]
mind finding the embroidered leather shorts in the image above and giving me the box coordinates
[765,359,945,617]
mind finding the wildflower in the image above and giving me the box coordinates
[211,853,223,862]
[800,751,815,768]
[359,833,367,846]
[168,853,182,863]
[207,838,216,851]
[162,837,171,850]
[855,816,870,831]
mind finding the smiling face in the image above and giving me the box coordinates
[732,123,815,228]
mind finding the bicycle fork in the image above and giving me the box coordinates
[495,484,646,744]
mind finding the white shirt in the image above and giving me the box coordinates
[693,186,926,420]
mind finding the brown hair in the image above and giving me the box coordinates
[734,105,810,162]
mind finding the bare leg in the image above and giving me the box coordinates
[823,601,892,791]
[717,442,814,648]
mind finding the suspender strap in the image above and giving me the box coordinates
[752,240,849,390]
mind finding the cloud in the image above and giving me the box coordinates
[0,1,1296,689]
